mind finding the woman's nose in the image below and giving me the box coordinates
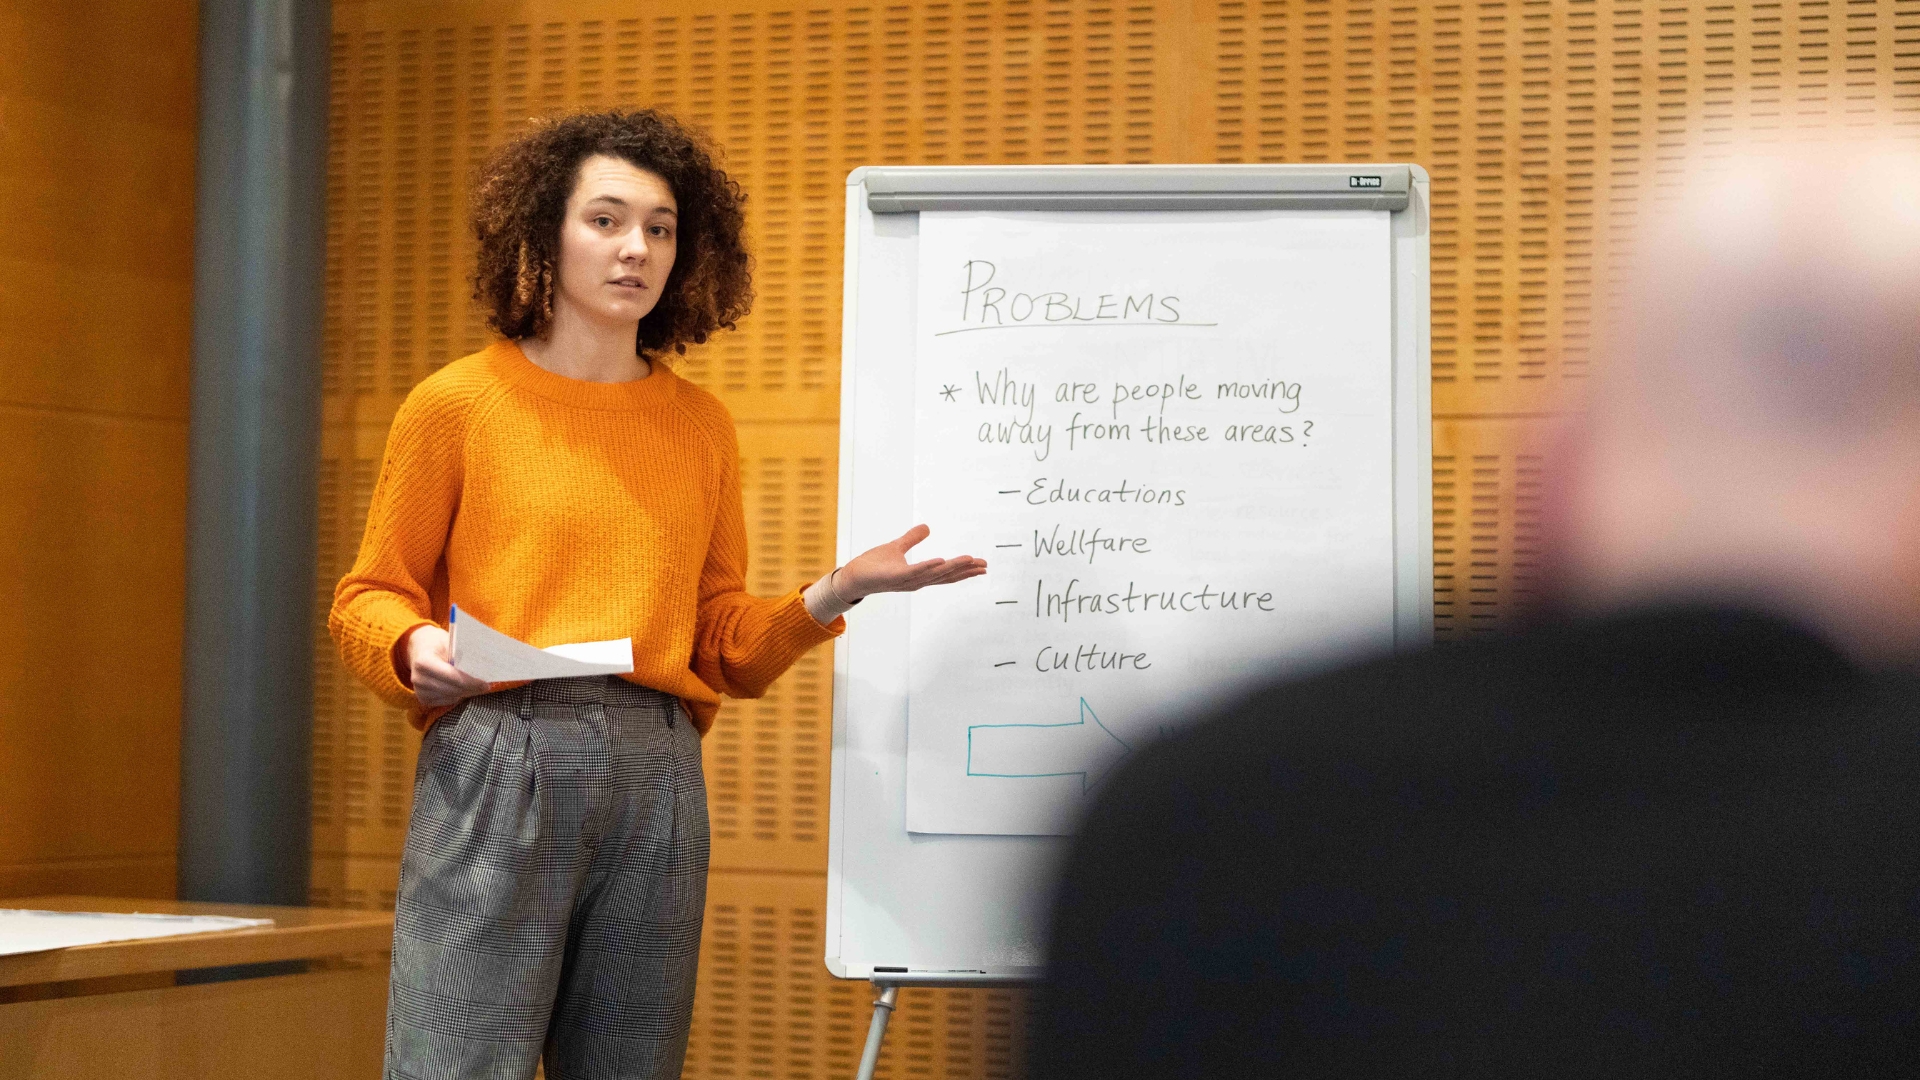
[620,228,649,262]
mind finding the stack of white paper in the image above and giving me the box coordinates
[448,605,634,682]
[0,909,275,957]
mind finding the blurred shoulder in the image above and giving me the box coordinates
[1168,638,1499,766]
[1086,630,1580,840]
[1115,606,1885,817]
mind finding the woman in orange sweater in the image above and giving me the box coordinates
[330,110,982,1080]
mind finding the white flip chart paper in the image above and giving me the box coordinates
[0,909,273,956]
[448,605,634,682]
[906,209,1398,835]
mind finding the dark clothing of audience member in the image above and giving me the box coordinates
[1034,606,1920,1077]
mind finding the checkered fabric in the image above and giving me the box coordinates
[385,676,710,1080]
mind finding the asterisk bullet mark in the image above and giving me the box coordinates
[940,384,961,401]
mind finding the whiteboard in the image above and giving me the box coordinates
[827,165,1430,981]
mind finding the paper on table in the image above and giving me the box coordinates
[448,605,634,682]
[0,909,274,956]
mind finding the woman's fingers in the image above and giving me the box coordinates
[416,685,455,708]
[934,557,987,577]
[842,526,989,596]
[909,554,984,572]
[425,655,488,691]
[889,523,933,554]
[894,558,986,591]
[896,556,982,585]
[905,557,977,580]
[418,680,482,708]
[413,675,455,707]
[413,654,489,707]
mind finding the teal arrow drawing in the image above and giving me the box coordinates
[966,698,1132,793]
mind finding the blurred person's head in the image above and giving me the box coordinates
[1545,138,1920,660]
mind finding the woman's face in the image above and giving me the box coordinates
[552,154,679,327]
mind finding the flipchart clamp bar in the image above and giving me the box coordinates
[861,163,1412,214]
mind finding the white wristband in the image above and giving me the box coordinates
[803,568,860,624]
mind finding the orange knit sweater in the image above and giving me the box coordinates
[328,340,842,735]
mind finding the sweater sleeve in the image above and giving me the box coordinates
[327,383,468,712]
[690,418,843,700]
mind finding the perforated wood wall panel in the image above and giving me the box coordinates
[317,0,1918,1072]
[711,426,839,872]
[1432,417,1548,639]
[691,872,1030,1079]
[1202,0,1920,415]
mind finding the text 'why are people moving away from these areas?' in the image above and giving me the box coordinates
[905,209,1402,836]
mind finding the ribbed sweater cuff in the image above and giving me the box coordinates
[345,598,433,709]
[721,590,843,699]
[777,587,846,644]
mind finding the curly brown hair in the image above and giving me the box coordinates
[470,110,753,357]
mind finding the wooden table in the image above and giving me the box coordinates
[0,895,392,1079]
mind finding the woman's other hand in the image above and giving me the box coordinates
[404,624,492,707]
[835,524,986,601]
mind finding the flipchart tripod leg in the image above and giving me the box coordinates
[854,982,900,1080]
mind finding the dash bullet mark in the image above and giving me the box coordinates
[997,489,1021,495]
[993,661,1017,668]
[995,600,1018,605]
[994,543,1021,549]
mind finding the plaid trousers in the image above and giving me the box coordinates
[385,676,710,1080]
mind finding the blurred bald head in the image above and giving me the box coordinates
[1555,139,1920,659]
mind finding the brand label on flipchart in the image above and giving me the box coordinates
[1349,174,1383,188]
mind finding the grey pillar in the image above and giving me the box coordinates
[180,0,331,906]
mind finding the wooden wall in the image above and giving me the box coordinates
[0,1,198,900]
[313,1,1918,1076]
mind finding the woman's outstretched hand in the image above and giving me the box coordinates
[404,624,492,708]
[834,524,986,601]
